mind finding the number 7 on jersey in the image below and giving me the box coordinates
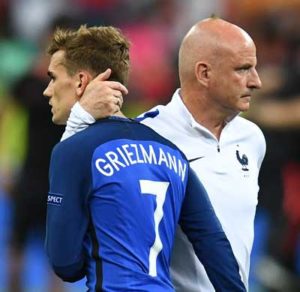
[139,180,170,277]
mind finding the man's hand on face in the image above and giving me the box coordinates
[80,68,128,119]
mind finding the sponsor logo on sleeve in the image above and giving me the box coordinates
[47,193,63,206]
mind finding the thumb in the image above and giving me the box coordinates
[96,68,112,81]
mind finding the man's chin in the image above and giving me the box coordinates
[52,116,66,125]
[239,103,250,112]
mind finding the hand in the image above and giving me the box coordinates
[79,68,128,119]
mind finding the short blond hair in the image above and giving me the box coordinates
[47,25,130,85]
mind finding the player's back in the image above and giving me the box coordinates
[60,117,189,291]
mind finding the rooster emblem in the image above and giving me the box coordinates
[236,150,249,171]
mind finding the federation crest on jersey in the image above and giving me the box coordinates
[236,149,249,171]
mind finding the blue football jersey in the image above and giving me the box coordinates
[45,117,245,292]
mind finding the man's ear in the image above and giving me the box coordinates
[195,62,211,87]
[75,71,92,97]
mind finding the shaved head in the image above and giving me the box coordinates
[177,17,261,126]
[178,18,255,85]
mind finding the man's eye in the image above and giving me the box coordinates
[237,67,250,72]
[47,72,56,81]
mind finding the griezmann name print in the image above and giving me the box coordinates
[94,140,187,181]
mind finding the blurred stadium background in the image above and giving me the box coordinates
[1,0,300,291]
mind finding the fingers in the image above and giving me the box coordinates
[118,94,123,107]
[115,95,123,108]
[96,68,112,81]
[106,81,128,96]
[112,90,123,109]
[93,69,128,95]
[79,69,127,118]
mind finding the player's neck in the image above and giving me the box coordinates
[113,111,126,118]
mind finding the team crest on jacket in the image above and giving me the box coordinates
[236,149,249,171]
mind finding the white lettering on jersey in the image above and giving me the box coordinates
[95,143,187,181]
[47,193,63,206]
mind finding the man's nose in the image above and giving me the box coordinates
[43,85,51,99]
[249,69,262,90]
